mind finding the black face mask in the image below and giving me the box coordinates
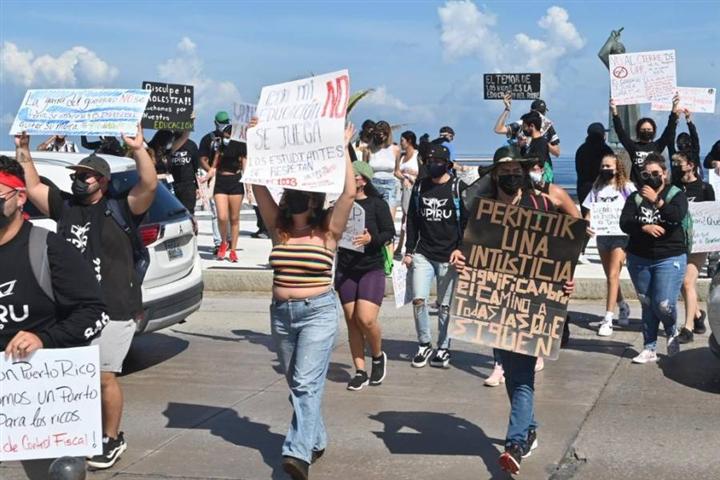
[677,143,691,152]
[599,169,615,182]
[428,162,447,178]
[71,178,93,200]
[638,131,654,142]
[285,192,310,215]
[497,174,524,195]
[644,175,663,190]
[0,198,12,229]
[522,129,532,137]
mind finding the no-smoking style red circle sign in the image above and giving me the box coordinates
[613,66,628,79]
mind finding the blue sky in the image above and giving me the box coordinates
[1,0,718,156]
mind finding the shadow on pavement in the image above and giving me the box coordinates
[162,402,286,478]
[122,333,190,375]
[369,411,508,479]
[659,347,720,394]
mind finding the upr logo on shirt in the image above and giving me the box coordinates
[638,206,660,225]
[422,197,452,222]
[0,280,30,328]
[172,151,192,166]
[68,222,91,253]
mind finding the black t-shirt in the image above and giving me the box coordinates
[575,140,615,186]
[217,141,247,173]
[0,222,107,350]
[337,196,395,274]
[678,178,715,203]
[525,136,552,170]
[169,139,199,184]
[199,131,223,166]
[48,187,144,320]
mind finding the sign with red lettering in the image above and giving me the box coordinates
[449,198,586,359]
[0,346,102,461]
[609,49,677,105]
[244,70,350,194]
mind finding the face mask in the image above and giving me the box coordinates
[677,143,691,152]
[71,178,95,200]
[165,141,173,151]
[528,171,544,186]
[285,192,310,215]
[497,174,524,195]
[638,131,654,142]
[222,138,231,146]
[599,169,615,182]
[644,175,663,190]
[522,129,532,137]
[428,162,447,178]
[0,197,12,229]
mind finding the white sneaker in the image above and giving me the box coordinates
[578,254,591,265]
[484,364,505,386]
[666,335,681,358]
[618,302,630,326]
[534,357,544,372]
[598,320,613,337]
[632,349,658,364]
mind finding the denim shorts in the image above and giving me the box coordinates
[372,176,400,209]
[596,235,628,251]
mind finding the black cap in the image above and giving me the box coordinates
[587,122,606,136]
[530,99,548,114]
[66,154,111,179]
[492,145,536,166]
[425,144,450,162]
[439,126,455,135]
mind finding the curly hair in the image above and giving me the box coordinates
[0,155,26,183]
[592,153,628,190]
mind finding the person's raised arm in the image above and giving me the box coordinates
[548,142,561,157]
[36,135,55,152]
[610,98,633,151]
[494,93,512,135]
[124,125,158,216]
[550,184,581,218]
[657,94,680,152]
[327,123,358,240]
[246,117,280,234]
[15,132,50,216]
[81,135,101,151]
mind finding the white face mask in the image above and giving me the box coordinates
[529,171,544,185]
[222,138,231,146]
[165,141,173,151]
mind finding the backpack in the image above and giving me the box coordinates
[29,226,54,301]
[634,185,693,253]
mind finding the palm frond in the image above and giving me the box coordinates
[347,88,375,114]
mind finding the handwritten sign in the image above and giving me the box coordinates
[651,86,716,114]
[338,203,365,252]
[609,50,676,105]
[0,346,102,461]
[483,73,541,100]
[231,102,257,142]
[689,202,720,253]
[9,89,150,136]
[141,81,194,130]
[449,198,586,359]
[244,70,350,193]
[392,261,413,308]
[589,202,625,237]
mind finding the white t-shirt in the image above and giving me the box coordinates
[582,182,636,209]
[399,151,419,175]
[369,145,397,178]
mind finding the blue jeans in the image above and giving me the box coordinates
[626,253,687,351]
[270,290,339,463]
[411,253,457,349]
[498,350,538,449]
[372,176,400,210]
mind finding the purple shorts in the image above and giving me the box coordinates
[334,268,386,306]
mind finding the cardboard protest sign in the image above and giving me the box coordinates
[244,70,350,193]
[0,346,102,461]
[10,89,149,136]
[449,198,586,359]
[651,87,716,114]
[609,50,676,105]
[589,202,625,237]
[338,202,365,252]
[483,73,541,100]
[392,261,413,308]
[689,202,720,253]
[231,102,257,142]
[141,81,194,130]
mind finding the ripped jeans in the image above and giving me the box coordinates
[626,253,687,351]
[411,253,458,350]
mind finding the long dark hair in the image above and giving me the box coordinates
[635,117,657,138]
[275,190,329,243]
[401,130,418,149]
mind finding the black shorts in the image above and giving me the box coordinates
[213,173,245,195]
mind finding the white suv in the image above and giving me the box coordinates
[8,151,204,334]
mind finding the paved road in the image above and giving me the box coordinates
[2,295,718,479]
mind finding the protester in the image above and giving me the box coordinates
[336,161,395,391]
[207,140,246,262]
[166,130,200,216]
[37,134,79,153]
[575,123,615,217]
[703,139,720,171]
[404,143,465,369]
[493,94,561,157]
[521,111,554,183]
[672,152,714,343]
[252,119,356,480]
[438,126,456,162]
[394,130,419,259]
[667,109,701,172]
[146,133,173,191]
[582,153,635,336]
[366,120,401,218]
[19,125,158,469]
[451,145,575,474]
[81,135,125,156]
[610,96,679,185]
[619,153,688,364]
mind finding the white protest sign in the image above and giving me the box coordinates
[245,70,350,193]
[10,89,150,136]
[0,346,102,461]
[590,202,626,236]
[230,102,257,142]
[651,87,716,113]
[708,170,720,196]
[609,50,676,105]
[689,202,720,253]
[392,261,413,308]
[338,203,365,252]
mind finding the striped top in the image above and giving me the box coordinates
[269,243,335,288]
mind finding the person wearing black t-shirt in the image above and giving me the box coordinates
[163,129,199,215]
[207,140,246,262]
[575,123,615,217]
[335,161,395,391]
[18,126,158,470]
[520,111,553,184]
[672,152,715,344]
[620,153,688,365]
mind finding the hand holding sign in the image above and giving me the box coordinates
[122,123,144,151]
[4,330,43,359]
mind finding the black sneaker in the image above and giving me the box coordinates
[677,327,694,344]
[499,443,523,475]
[311,448,325,464]
[87,432,127,470]
[282,456,309,480]
[430,348,450,368]
[522,429,538,458]
[212,245,220,255]
[411,344,433,368]
[347,370,369,391]
[694,310,707,334]
[370,352,387,385]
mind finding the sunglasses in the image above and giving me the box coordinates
[640,171,662,179]
[70,172,99,182]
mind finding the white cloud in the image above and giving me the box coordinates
[365,86,409,111]
[358,86,435,124]
[0,41,118,87]
[438,0,501,63]
[157,37,241,118]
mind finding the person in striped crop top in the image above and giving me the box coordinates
[251,119,357,480]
